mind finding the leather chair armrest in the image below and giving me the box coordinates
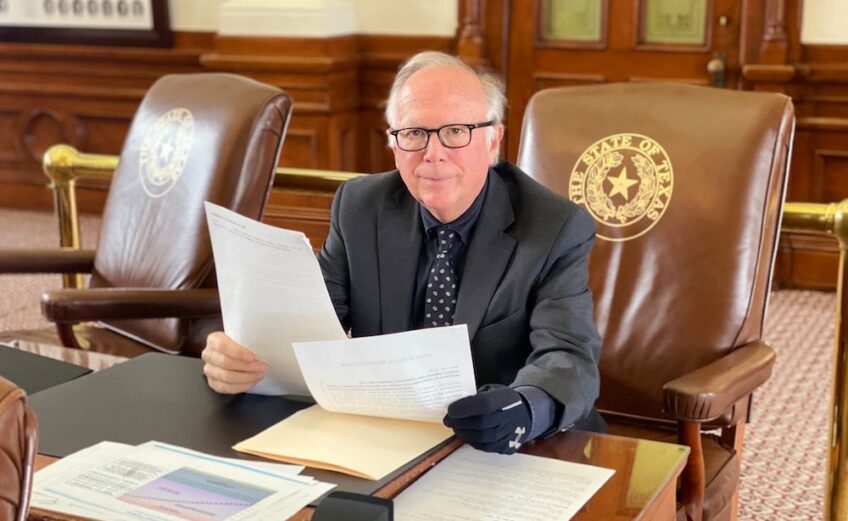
[0,249,95,274]
[663,341,775,422]
[41,288,221,322]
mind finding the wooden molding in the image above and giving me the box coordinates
[532,73,605,92]
[795,63,848,83]
[742,64,795,83]
[802,44,848,63]
[776,231,839,290]
[797,118,848,132]
[0,30,450,214]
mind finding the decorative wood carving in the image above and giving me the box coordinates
[759,0,788,64]
[457,0,485,66]
[22,109,75,162]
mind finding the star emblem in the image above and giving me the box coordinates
[607,167,638,201]
[158,139,174,163]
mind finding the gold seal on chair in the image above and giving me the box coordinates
[569,133,673,242]
[139,108,194,198]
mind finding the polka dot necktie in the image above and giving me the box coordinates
[425,226,459,328]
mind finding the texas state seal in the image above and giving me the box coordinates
[569,133,673,242]
[138,108,194,198]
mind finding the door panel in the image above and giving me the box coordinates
[506,0,743,159]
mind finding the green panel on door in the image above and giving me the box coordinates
[540,0,604,42]
[643,0,708,45]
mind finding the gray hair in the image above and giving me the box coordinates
[385,51,506,151]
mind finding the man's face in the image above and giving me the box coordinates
[390,65,504,223]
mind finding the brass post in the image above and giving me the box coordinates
[43,144,84,289]
[832,238,848,521]
[827,200,848,521]
[782,200,848,521]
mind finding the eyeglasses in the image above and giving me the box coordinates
[388,121,494,152]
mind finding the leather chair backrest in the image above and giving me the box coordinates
[90,73,293,355]
[517,83,794,421]
[0,376,38,521]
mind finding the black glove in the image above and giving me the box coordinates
[443,386,531,454]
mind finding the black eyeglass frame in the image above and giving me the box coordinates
[388,121,495,152]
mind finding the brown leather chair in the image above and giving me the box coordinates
[517,83,793,521]
[0,376,38,521]
[0,73,292,359]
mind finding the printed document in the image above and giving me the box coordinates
[236,326,475,479]
[205,202,347,396]
[31,441,334,521]
[293,325,477,422]
[393,445,615,521]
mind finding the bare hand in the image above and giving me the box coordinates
[201,332,267,394]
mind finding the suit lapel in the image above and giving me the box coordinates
[454,173,516,340]
[378,188,422,334]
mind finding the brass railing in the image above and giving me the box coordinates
[43,144,848,520]
[41,144,362,288]
[782,201,848,521]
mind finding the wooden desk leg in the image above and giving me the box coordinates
[721,423,746,521]
[679,421,705,521]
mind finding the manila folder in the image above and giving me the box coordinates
[233,405,453,480]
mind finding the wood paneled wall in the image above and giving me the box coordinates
[465,0,844,290]
[0,31,450,221]
[743,2,848,289]
[2,1,847,288]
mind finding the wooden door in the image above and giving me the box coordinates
[505,0,744,160]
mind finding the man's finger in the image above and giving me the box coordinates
[206,377,253,395]
[452,423,515,444]
[447,388,519,418]
[444,410,506,430]
[203,363,265,386]
[206,332,257,362]
[204,345,266,373]
[468,439,520,455]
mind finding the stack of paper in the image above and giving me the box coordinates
[31,441,335,521]
[393,445,615,521]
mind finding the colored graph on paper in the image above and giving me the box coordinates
[119,467,274,521]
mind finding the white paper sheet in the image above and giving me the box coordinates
[394,445,615,521]
[293,325,477,422]
[205,202,347,396]
[32,441,334,521]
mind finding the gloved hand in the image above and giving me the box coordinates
[443,386,531,454]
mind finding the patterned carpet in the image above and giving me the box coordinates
[740,289,833,520]
[0,208,100,330]
[0,207,837,520]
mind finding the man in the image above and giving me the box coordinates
[202,51,604,454]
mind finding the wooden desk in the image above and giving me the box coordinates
[31,430,687,521]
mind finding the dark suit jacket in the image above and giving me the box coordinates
[318,161,602,429]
